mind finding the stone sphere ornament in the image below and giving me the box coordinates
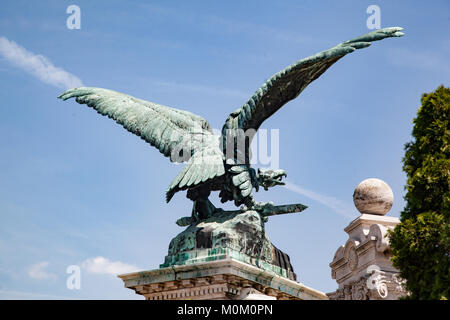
[353,178,394,215]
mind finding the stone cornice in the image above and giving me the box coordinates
[119,256,328,300]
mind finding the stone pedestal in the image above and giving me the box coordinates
[164,209,297,281]
[118,249,327,300]
[118,206,328,300]
[327,214,408,300]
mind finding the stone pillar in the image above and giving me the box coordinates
[327,178,408,300]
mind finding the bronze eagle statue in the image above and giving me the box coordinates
[59,27,404,225]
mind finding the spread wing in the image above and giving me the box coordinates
[221,27,404,153]
[59,87,225,200]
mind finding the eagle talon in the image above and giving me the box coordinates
[176,216,192,227]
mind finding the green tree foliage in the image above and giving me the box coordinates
[390,85,450,299]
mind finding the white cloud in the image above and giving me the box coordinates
[28,262,57,280]
[0,36,83,89]
[283,181,356,219]
[81,256,139,275]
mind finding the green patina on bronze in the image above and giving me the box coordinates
[59,28,404,277]
[162,209,300,280]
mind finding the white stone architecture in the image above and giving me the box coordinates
[327,178,408,300]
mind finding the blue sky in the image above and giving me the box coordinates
[0,0,448,299]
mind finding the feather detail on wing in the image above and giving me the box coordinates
[221,27,404,149]
[166,143,225,202]
[59,87,213,163]
[59,87,226,200]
